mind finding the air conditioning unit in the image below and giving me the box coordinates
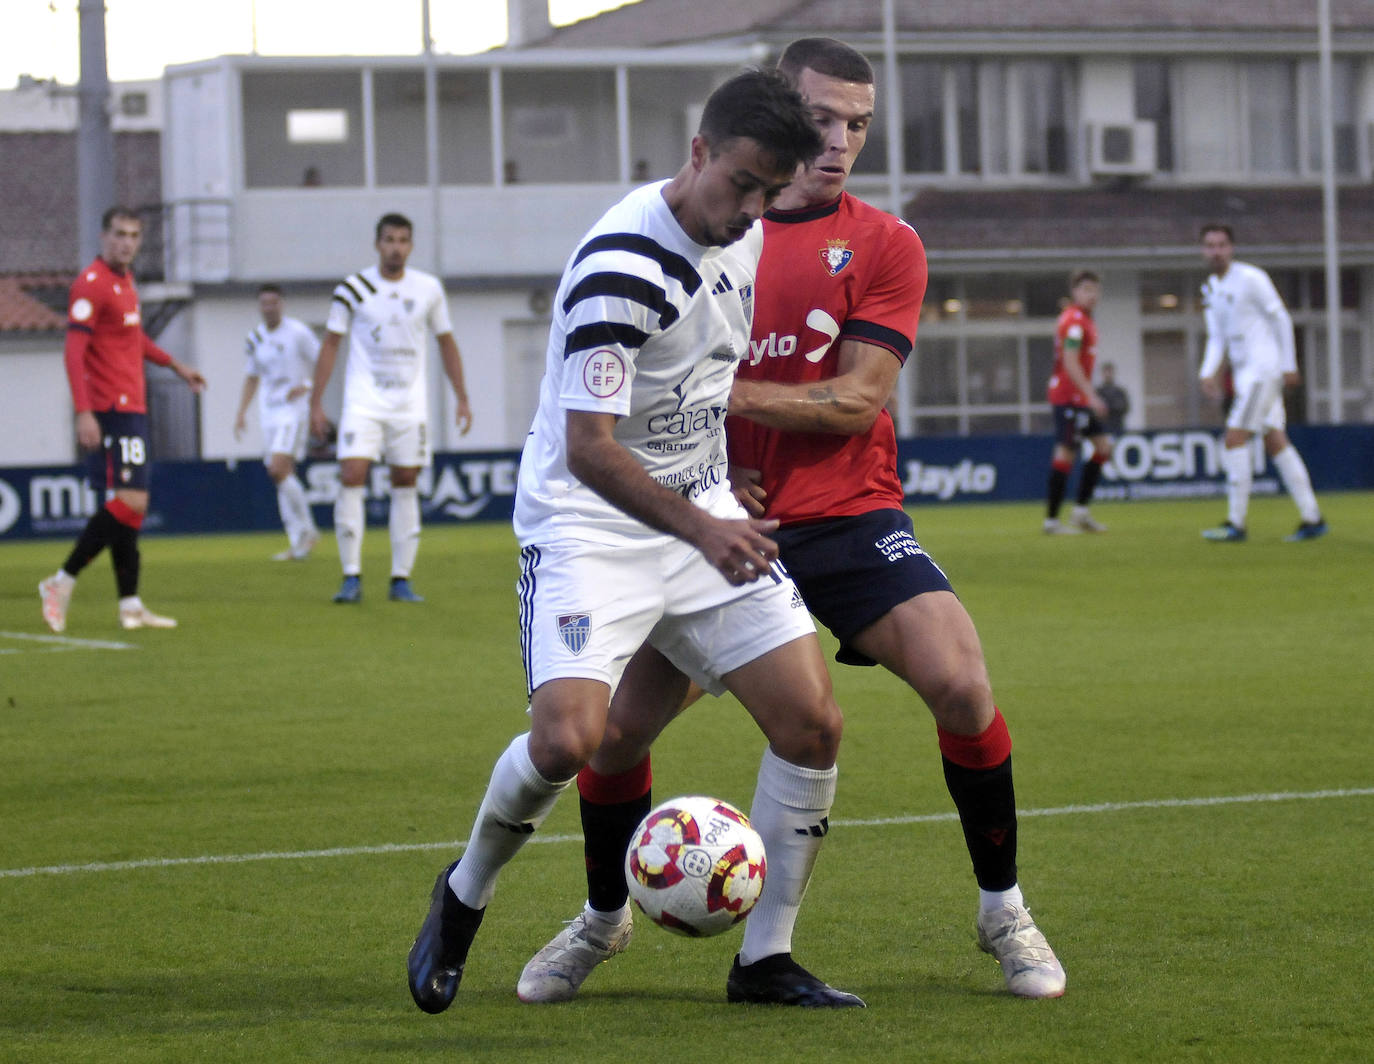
[1087,121,1157,176]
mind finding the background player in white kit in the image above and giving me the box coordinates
[404,70,861,1013]
[1198,224,1326,542]
[310,213,472,603]
[233,284,320,561]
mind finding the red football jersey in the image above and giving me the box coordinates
[727,193,927,524]
[64,256,171,413]
[1047,304,1097,407]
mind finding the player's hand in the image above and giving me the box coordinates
[75,411,101,451]
[1282,371,1301,390]
[1089,394,1108,418]
[455,396,472,436]
[310,406,331,438]
[728,466,767,518]
[1200,375,1222,400]
[286,384,310,401]
[233,414,245,440]
[696,515,780,586]
[176,363,207,393]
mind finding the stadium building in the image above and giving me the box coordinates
[3,0,1373,469]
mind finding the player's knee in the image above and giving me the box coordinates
[771,695,843,769]
[925,671,994,734]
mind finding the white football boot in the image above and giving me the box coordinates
[119,601,178,629]
[1070,505,1108,533]
[39,572,75,633]
[976,903,1066,999]
[517,907,633,1003]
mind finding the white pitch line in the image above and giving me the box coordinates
[0,630,139,651]
[2,786,1371,881]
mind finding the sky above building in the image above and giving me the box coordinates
[2,0,638,86]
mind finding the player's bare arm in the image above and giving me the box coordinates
[310,331,343,436]
[437,333,472,435]
[729,338,899,435]
[564,410,778,586]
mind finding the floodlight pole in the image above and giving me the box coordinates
[76,0,115,266]
[1317,0,1342,423]
[423,0,443,276]
[882,0,902,216]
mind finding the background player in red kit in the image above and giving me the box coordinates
[39,207,206,632]
[1044,269,1113,534]
[520,39,1065,1006]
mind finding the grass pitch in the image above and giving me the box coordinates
[2,494,1371,1062]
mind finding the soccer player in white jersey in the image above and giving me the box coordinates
[1198,224,1326,542]
[309,213,472,603]
[405,70,862,1013]
[233,284,321,561]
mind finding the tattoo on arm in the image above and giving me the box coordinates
[807,384,840,407]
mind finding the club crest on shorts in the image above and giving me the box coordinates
[557,613,592,655]
[819,239,854,276]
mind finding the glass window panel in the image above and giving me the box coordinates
[1141,271,1189,314]
[852,56,887,176]
[954,61,980,173]
[243,70,364,188]
[1176,61,1241,173]
[980,62,1009,175]
[1302,58,1357,174]
[901,60,945,173]
[968,413,1021,434]
[913,337,959,405]
[1247,60,1298,174]
[438,71,492,185]
[1269,269,1303,308]
[1025,275,1067,318]
[1134,59,1174,171]
[914,415,961,436]
[1014,61,1069,174]
[628,67,726,183]
[1307,268,1362,311]
[966,337,1019,404]
[1028,336,1056,398]
[502,69,617,183]
[374,70,426,187]
[963,274,1022,320]
[920,276,961,324]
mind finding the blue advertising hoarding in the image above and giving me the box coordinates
[1,426,1369,540]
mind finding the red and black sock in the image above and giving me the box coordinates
[578,756,652,913]
[938,709,1018,892]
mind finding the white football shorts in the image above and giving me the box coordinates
[261,411,311,462]
[1227,373,1285,435]
[336,410,430,467]
[517,535,815,699]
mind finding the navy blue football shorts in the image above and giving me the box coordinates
[774,508,954,667]
[1052,403,1105,448]
[87,410,151,493]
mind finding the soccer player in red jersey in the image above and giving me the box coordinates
[522,39,1065,1006]
[1044,269,1114,534]
[38,207,206,632]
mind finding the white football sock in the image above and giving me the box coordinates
[738,747,837,966]
[979,883,1025,915]
[449,733,572,910]
[389,485,421,579]
[276,474,315,549]
[334,485,365,576]
[1270,445,1321,524]
[1223,445,1252,530]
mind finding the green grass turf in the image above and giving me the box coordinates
[2,494,1371,1062]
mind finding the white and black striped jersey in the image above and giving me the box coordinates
[242,316,319,418]
[1200,261,1297,382]
[324,265,453,420]
[514,180,763,548]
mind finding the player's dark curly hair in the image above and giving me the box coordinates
[697,69,823,174]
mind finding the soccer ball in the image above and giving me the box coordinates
[624,795,767,937]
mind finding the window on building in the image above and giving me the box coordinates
[1247,60,1299,174]
[628,67,728,183]
[1133,59,1175,172]
[501,68,618,183]
[1301,58,1358,175]
[374,70,426,186]
[244,70,365,188]
[438,70,493,185]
